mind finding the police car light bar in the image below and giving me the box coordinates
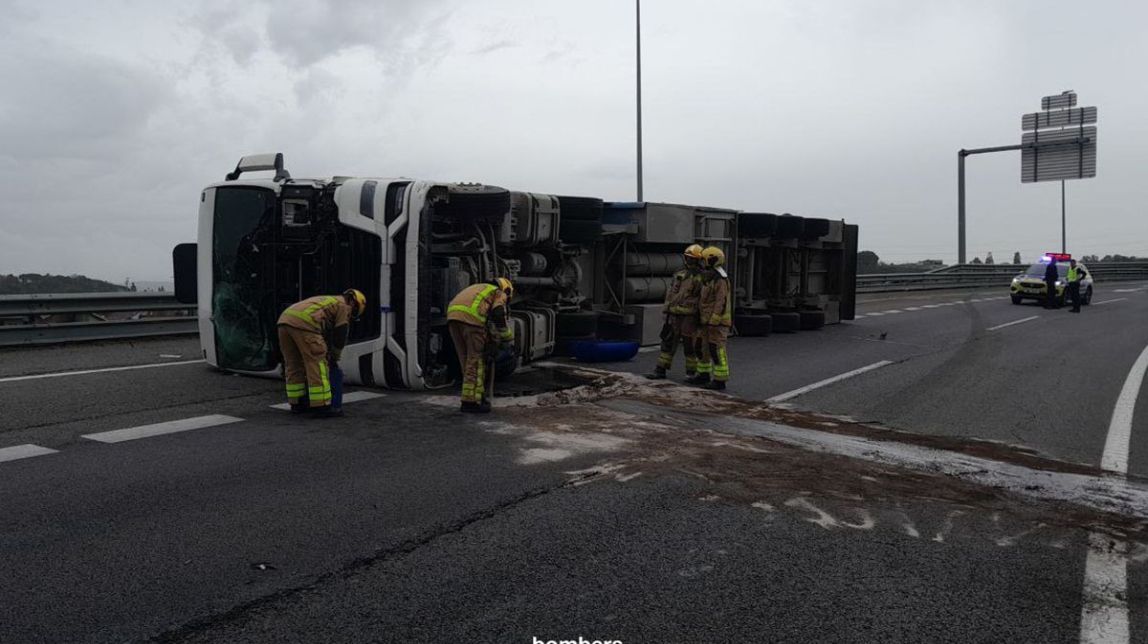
[1042,252,1072,262]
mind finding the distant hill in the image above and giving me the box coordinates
[0,273,131,295]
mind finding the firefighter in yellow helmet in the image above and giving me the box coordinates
[687,247,732,390]
[646,243,704,380]
[447,277,515,413]
[277,289,366,416]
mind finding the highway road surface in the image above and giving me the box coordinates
[3,284,1148,643]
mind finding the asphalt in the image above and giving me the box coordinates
[2,283,1148,643]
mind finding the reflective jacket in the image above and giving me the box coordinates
[1067,266,1080,282]
[698,268,732,327]
[664,269,702,315]
[277,295,351,358]
[447,283,513,340]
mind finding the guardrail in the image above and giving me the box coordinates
[858,262,1148,293]
[0,293,197,347]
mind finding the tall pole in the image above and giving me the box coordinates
[958,150,966,264]
[635,0,644,202]
[1061,180,1066,253]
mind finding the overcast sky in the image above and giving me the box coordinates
[2,0,1147,283]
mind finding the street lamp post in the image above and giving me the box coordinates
[635,0,643,202]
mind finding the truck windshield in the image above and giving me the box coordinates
[212,187,278,371]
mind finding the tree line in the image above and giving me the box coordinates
[0,274,130,295]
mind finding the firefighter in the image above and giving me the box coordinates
[690,246,732,390]
[277,289,366,417]
[447,277,515,413]
[646,244,704,380]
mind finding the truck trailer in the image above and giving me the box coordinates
[172,153,858,390]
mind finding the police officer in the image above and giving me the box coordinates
[1044,257,1060,309]
[1067,259,1083,313]
[690,246,732,391]
[447,278,515,413]
[646,244,704,380]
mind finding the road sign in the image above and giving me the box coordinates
[1041,92,1077,110]
[1021,126,1097,182]
[1022,106,1097,131]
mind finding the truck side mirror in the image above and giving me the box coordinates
[173,243,198,304]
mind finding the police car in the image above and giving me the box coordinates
[1010,253,1093,306]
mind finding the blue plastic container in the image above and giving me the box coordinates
[569,340,640,363]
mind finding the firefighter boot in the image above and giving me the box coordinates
[704,380,727,391]
[686,372,711,386]
[644,366,667,380]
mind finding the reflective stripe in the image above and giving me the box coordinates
[448,285,498,324]
[695,361,712,374]
[284,308,321,328]
[498,326,513,341]
[657,352,673,369]
[713,346,730,381]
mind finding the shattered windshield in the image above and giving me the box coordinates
[212,187,277,371]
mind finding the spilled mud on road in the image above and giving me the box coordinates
[482,365,1148,556]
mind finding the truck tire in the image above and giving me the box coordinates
[799,310,826,330]
[734,313,772,337]
[437,185,512,221]
[556,196,604,222]
[770,311,800,333]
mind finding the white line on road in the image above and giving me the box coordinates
[0,359,206,384]
[1094,298,1127,306]
[766,361,894,404]
[0,444,58,463]
[866,312,885,317]
[1077,341,1148,643]
[904,307,921,311]
[638,346,659,353]
[986,316,1039,332]
[269,391,386,410]
[82,414,243,444]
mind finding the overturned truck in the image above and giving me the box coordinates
[173,153,857,390]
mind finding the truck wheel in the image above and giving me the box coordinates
[770,311,800,333]
[734,314,771,337]
[1011,295,1022,304]
[798,310,826,330]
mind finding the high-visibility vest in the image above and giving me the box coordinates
[1067,266,1079,282]
[447,284,507,327]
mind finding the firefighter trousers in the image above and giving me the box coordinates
[449,320,490,403]
[694,325,730,382]
[278,325,332,408]
[656,314,699,374]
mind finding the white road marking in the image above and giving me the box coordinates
[986,316,1039,332]
[882,309,904,314]
[853,314,867,319]
[0,359,205,384]
[904,307,922,311]
[0,444,58,463]
[766,360,894,403]
[82,415,243,444]
[269,391,386,410]
[1077,341,1148,643]
[921,304,941,309]
[1094,298,1127,306]
[866,312,885,317]
[638,346,660,353]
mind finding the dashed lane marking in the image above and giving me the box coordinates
[81,415,243,444]
[0,444,58,463]
[766,360,895,404]
[986,316,1039,332]
[269,391,386,410]
[1094,298,1127,305]
[0,359,206,384]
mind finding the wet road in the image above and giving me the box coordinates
[2,284,1148,643]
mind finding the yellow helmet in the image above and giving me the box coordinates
[496,277,514,300]
[684,244,704,260]
[701,246,725,268]
[343,288,367,319]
